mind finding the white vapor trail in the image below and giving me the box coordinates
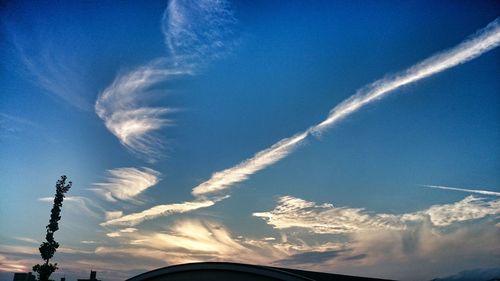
[101,197,227,226]
[192,18,500,196]
[191,132,308,196]
[105,18,500,226]
[421,184,500,197]
[311,18,500,134]
[95,0,234,161]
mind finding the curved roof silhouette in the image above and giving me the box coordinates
[126,262,392,281]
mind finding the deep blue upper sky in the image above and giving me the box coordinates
[1,1,499,280]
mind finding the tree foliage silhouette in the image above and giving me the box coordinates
[33,175,72,281]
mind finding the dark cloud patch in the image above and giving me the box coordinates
[274,249,348,266]
[342,254,367,261]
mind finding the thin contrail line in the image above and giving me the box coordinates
[420,184,500,197]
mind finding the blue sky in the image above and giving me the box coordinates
[1,1,499,280]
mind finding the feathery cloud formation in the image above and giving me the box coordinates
[91,167,160,203]
[163,0,235,66]
[103,18,500,227]
[95,0,235,161]
[253,195,500,233]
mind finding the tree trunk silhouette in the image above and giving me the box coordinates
[33,175,72,281]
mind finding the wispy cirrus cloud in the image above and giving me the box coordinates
[0,254,28,272]
[96,0,235,161]
[94,62,185,161]
[102,18,500,226]
[90,167,160,203]
[106,227,138,238]
[105,211,123,221]
[0,113,37,134]
[38,196,103,219]
[253,195,500,233]
[14,237,38,245]
[253,196,403,234]
[6,15,92,111]
[100,219,287,265]
[162,0,236,66]
[420,184,500,197]
[403,196,500,227]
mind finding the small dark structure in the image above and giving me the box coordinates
[77,270,101,281]
[12,272,36,281]
[127,262,392,281]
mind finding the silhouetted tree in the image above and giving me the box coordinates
[33,175,72,281]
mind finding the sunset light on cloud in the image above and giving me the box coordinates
[1,1,499,281]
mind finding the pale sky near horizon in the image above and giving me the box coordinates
[1,1,499,280]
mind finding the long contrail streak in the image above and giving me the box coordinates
[105,18,500,226]
[311,19,500,134]
[421,184,500,197]
[192,18,500,196]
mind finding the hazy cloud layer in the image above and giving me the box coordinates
[91,167,160,203]
[100,219,288,265]
[101,210,499,281]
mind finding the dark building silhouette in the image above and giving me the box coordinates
[12,272,36,281]
[77,270,101,281]
[127,262,393,281]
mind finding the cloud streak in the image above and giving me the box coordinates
[91,167,161,203]
[192,132,308,196]
[310,18,500,134]
[421,184,500,197]
[96,0,235,161]
[190,18,500,197]
[102,18,500,226]
[101,197,227,226]
[254,195,500,233]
